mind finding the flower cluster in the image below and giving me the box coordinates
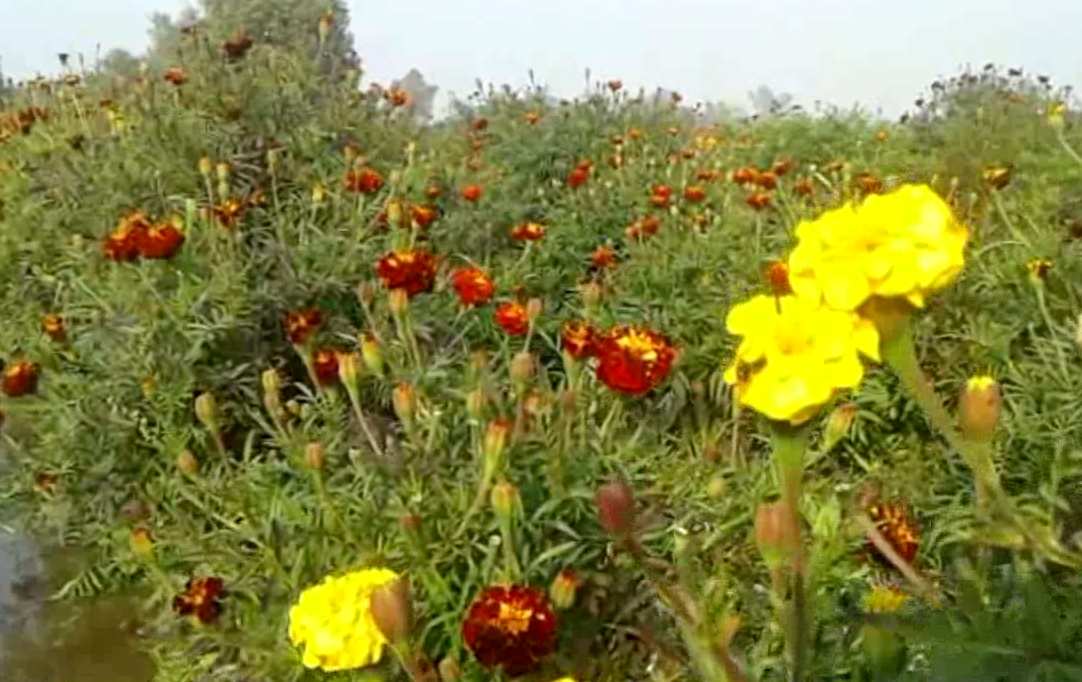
[102,211,185,262]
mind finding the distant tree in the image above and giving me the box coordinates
[98,48,142,80]
[393,68,439,122]
[748,85,794,117]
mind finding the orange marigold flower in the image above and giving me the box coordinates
[793,177,815,197]
[683,185,707,203]
[866,500,920,566]
[696,169,720,182]
[173,576,225,624]
[452,266,496,306]
[138,222,185,259]
[732,166,760,185]
[756,171,778,190]
[494,301,530,336]
[567,166,590,189]
[163,67,188,86]
[42,314,66,342]
[561,320,597,360]
[213,198,246,228]
[410,204,439,229]
[639,215,661,236]
[461,184,483,203]
[222,33,253,60]
[982,165,1012,190]
[650,184,672,208]
[2,360,41,397]
[312,348,341,386]
[510,222,546,242]
[102,211,151,261]
[385,87,411,107]
[524,111,541,125]
[765,260,792,295]
[375,249,438,297]
[283,308,323,345]
[595,326,676,395]
[591,244,617,269]
[344,167,384,195]
[856,172,883,195]
[462,584,558,677]
[471,117,489,131]
[745,192,772,211]
[771,159,794,176]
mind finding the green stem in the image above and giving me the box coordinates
[345,384,385,459]
[771,423,810,682]
[1056,127,1082,167]
[991,191,1032,248]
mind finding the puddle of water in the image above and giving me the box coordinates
[0,527,155,682]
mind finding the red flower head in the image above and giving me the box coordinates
[410,204,439,229]
[344,167,384,195]
[764,260,793,296]
[2,360,41,397]
[283,308,323,345]
[856,172,883,195]
[756,171,778,190]
[312,348,341,386]
[771,159,794,176]
[102,211,151,262]
[222,32,253,60]
[745,192,772,211]
[510,222,546,242]
[138,221,185,259]
[385,87,411,107]
[173,576,224,624]
[42,314,66,342]
[163,67,188,86]
[376,249,439,297]
[462,584,558,676]
[683,185,707,203]
[452,266,495,306]
[793,177,815,197]
[595,325,676,395]
[560,320,597,360]
[591,244,617,269]
[866,500,920,567]
[732,166,760,185]
[525,111,541,125]
[471,117,489,131]
[494,301,529,336]
[461,184,484,203]
[639,215,661,237]
[696,169,720,182]
[213,198,246,229]
[566,166,590,189]
[649,184,672,208]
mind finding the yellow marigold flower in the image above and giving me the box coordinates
[289,567,400,671]
[788,184,968,311]
[863,584,908,614]
[722,295,879,425]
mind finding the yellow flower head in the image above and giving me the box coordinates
[863,584,908,614]
[722,294,880,425]
[289,567,400,672]
[788,184,968,311]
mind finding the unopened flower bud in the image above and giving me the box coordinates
[317,11,334,43]
[337,351,362,390]
[510,351,535,385]
[198,156,213,177]
[393,382,416,423]
[559,388,577,416]
[360,333,384,376]
[549,568,581,610]
[465,387,487,419]
[130,527,154,559]
[387,199,404,227]
[312,183,327,205]
[215,161,230,182]
[286,399,302,417]
[176,449,199,475]
[482,418,511,470]
[596,480,636,538]
[304,442,325,470]
[389,287,410,315]
[194,392,219,433]
[526,297,543,321]
[754,501,800,570]
[490,481,521,521]
[437,657,461,682]
[580,280,603,308]
[822,403,858,452]
[370,576,413,645]
[261,368,281,397]
[958,376,1000,441]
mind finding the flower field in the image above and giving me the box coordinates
[3,5,1082,681]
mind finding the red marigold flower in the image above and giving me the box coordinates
[510,222,546,242]
[756,171,778,190]
[471,117,489,131]
[424,184,443,200]
[793,177,815,197]
[683,185,707,203]
[696,169,720,182]
[591,244,617,269]
[866,500,920,566]
[213,198,246,229]
[385,87,411,107]
[651,184,673,200]
[461,184,484,203]
[2,360,40,397]
[764,260,792,295]
[312,348,341,386]
[410,203,439,229]
[283,308,323,345]
[732,167,760,185]
[639,215,661,236]
[102,211,151,262]
[343,167,384,195]
[376,249,438,297]
[173,576,225,624]
[222,32,253,60]
[452,266,495,306]
[856,172,883,195]
[42,314,66,342]
[771,159,794,176]
[566,166,590,189]
[163,67,188,86]
[560,320,597,359]
[462,584,558,677]
[138,222,185,259]
[595,325,676,395]
[745,192,772,211]
[494,301,529,336]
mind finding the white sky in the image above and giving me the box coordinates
[2,0,1081,116]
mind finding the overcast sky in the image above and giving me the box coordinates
[3,0,1081,116]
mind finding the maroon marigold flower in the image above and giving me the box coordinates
[764,260,792,296]
[591,244,617,269]
[462,584,558,677]
[510,222,546,242]
[376,249,438,297]
[222,33,253,60]
[213,198,246,229]
[595,325,676,395]
[312,348,341,386]
[2,360,41,397]
[102,211,152,262]
[173,576,225,624]
[560,320,597,360]
[283,308,323,345]
[163,67,188,86]
[566,166,590,189]
[494,301,529,336]
[138,222,185,259]
[745,192,772,211]
[344,167,384,195]
[866,500,920,567]
[683,185,707,203]
[451,266,495,306]
[461,184,484,203]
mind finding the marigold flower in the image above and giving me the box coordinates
[722,295,879,424]
[138,221,185,259]
[771,159,794,176]
[856,173,884,195]
[764,260,792,295]
[461,184,483,203]
[289,568,400,671]
[494,301,530,336]
[591,244,617,269]
[756,171,779,190]
[649,183,672,208]
[283,308,323,345]
[173,576,224,624]
[462,584,558,676]
[732,166,760,185]
[683,185,707,203]
[344,167,384,195]
[982,165,1011,190]
[375,249,438,297]
[607,79,623,92]
[793,177,815,197]
[560,320,597,360]
[451,266,495,306]
[866,500,919,566]
[745,192,772,210]
[163,67,188,86]
[312,348,341,386]
[2,360,40,397]
[863,584,907,614]
[410,203,438,228]
[595,325,676,395]
[102,211,151,261]
[385,87,411,107]
[1026,258,1052,282]
[42,313,66,342]
[222,32,253,60]
[511,222,546,241]
[525,111,541,125]
[213,198,246,229]
[787,184,968,310]
[33,471,58,494]
[566,166,590,189]
[696,168,720,182]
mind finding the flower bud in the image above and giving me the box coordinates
[465,387,487,419]
[370,576,413,645]
[596,480,636,538]
[286,399,302,417]
[389,287,410,316]
[198,156,213,177]
[387,199,404,227]
[490,481,521,522]
[360,333,385,376]
[437,657,461,681]
[130,527,154,560]
[215,161,231,182]
[526,297,543,321]
[337,351,362,391]
[317,11,334,43]
[549,568,581,610]
[304,442,325,470]
[42,313,66,342]
[261,368,281,397]
[559,388,577,417]
[822,403,858,452]
[510,351,535,386]
[482,419,511,474]
[393,382,416,423]
[580,280,603,308]
[311,183,327,205]
[194,392,219,433]
[958,376,1000,441]
[754,501,800,570]
[176,449,199,475]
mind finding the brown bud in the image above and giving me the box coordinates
[549,568,582,610]
[596,480,636,538]
[198,156,213,177]
[482,419,511,469]
[958,376,1001,442]
[370,576,413,645]
[400,513,422,535]
[754,501,800,570]
[559,388,577,416]
[304,442,325,470]
[176,449,199,475]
